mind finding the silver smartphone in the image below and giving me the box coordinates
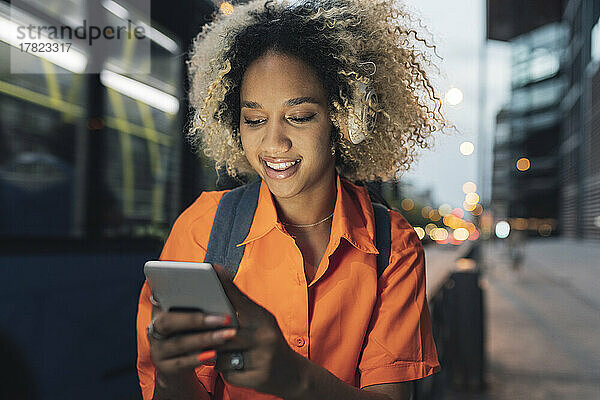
[143,261,238,327]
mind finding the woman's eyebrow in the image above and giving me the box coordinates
[241,100,262,109]
[285,96,321,106]
[240,96,321,109]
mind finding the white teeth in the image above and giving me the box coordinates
[265,160,299,170]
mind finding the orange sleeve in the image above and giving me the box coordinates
[136,191,223,400]
[358,211,440,388]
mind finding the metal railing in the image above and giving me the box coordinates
[414,242,486,399]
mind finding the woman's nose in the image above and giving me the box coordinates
[261,119,292,154]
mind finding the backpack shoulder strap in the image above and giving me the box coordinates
[204,181,261,276]
[372,203,391,279]
[205,181,391,279]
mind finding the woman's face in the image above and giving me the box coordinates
[239,51,336,200]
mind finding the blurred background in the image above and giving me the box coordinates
[0,0,598,399]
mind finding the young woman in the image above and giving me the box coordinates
[136,1,446,399]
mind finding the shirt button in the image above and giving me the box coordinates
[295,336,305,347]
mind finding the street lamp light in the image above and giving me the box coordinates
[460,141,475,155]
[445,87,464,105]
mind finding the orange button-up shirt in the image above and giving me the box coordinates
[136,176,440,399]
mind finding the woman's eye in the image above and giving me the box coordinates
[243,118,266,126]
[243,114,316,126]
[288,114,316,123]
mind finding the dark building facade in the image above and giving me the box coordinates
[490,108,511,219]
[488,0,600,239]
[587,38,600,239]
[0,1,219,398]
[490,22,567,235]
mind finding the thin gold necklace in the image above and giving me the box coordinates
[281,211,334,228]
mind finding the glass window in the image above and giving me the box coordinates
[0,43,84,236]
[512,61,529,87]
[512,41,530,64]
[101,77,178,238]
[495,122,510,145]
[511,89,529,112]
[529,49,560,82]
[530,79,564,109]
[16,0,85,25]
[0,4,182,239]
[526,111,560,131]
[530,23,567,49]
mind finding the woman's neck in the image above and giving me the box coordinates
[273,172,337,227]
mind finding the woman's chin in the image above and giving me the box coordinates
[263,178,302,200]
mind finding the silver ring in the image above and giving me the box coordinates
[149,294,160,307]
[147,319,166,341]
[230,351,244,370]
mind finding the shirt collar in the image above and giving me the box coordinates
[237,179,279,247]
[332,175,378,254]
[237,175,378,254]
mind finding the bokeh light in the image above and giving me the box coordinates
[463,201,476,212]
[446,215,464,230]
[425,223,438,235]
[429,209,441,221]
[438,204,452,216]
[443,214,456,228]
[459,141,475,156]
[453,227,470,241]
[431,227,449,241]
[414,227,425,240]
[445,87,464,105]
[469,229,480,240]
[451,208,465,218]
[421,206,433,218]
[516,157,531,171]
[528,218,540,230]
[465,222,477,234]
[401,198,414,211]
[472,204,483,216]
[462,181,477,194]
[495,221,510,239]
[465,192,480,205]
[513,218,528,230]
[538,223,552,237]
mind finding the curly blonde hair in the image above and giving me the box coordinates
[187,0,446,181]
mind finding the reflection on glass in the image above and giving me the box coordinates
[592,17,600,63]
[0,1,182,239]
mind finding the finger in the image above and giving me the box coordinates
[153,311,232,337]
[211,328,253,352]
[158,350,217,375]
[156,328,238,360]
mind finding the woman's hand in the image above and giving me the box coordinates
[212,265,304,398]
[147,302,237,386]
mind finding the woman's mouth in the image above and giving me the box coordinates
[262,158,301,179]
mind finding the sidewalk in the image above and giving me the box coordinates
[509,238,600,312]
[432,238,600,400]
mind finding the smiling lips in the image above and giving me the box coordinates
[262,158,301,179]
[265,160,299,170]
